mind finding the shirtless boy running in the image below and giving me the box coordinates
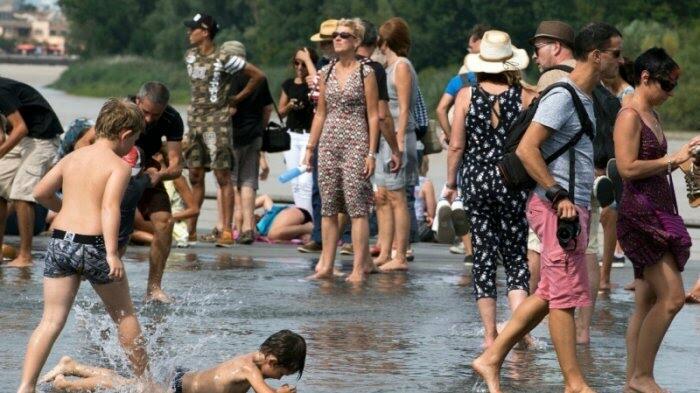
[16,99,149,393]
[40,329,306,393]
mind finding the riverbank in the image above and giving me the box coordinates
[49,55,455,110]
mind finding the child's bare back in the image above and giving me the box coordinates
[49,143,131,236]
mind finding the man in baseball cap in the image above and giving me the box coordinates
[184,13,220,37]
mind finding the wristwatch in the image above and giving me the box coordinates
[445,183,457,190]
[545,184,569,205]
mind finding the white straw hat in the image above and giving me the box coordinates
[466,30,529,74]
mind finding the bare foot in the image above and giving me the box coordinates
[565,385,597,393]
[472,354,502,393]
[373,256,391,267]
[624,280,636,291]
[6,254,32,268]
[345,271,367,283]
[378,258,408,272]
[363,261,378,275]
[307,269,334,280]
[52,374,68,389]
[629,375,669,393]
[40,356,74,383]
[145,288,172,303]
[576,327,590,345]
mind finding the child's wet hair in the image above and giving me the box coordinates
[95,98,145,141]
[260,330,306,378]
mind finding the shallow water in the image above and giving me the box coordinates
[1,238,699,392]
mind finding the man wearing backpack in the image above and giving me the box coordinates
[527,20,623,345]
[472,23,623,393]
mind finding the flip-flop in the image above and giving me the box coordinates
[593,176,615,208]
[606,158,623,204]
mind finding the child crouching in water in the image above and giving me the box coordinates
[17,98,149,393]
[40,329,306,393]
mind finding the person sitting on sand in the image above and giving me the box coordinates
[40,329,306,393]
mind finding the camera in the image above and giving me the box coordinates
[556,217,580,249]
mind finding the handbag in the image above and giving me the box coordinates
[421,119,443,155]
[262,100,290,153]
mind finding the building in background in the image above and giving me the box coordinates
[0,0,67,55]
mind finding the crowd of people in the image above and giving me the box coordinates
[0,9,699,393]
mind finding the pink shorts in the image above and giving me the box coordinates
[527,195,592,309]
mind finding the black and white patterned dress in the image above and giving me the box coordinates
[460,84,530,300]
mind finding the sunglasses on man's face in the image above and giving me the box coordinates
[656,77,678,93]
[332,31,356,40]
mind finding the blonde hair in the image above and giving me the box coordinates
[337,18,365,42]
[95,98,145,141]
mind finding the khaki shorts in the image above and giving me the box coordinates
[527,195,600,255]
[0,137,58,202]
[231,136,262,190]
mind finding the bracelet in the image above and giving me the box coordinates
[667,158,673,174]
[306,145,315,150]
[367,152,376,159]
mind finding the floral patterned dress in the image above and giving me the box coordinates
[317,63,373,218]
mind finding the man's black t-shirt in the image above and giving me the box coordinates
[364,60,389,102]
[230,75,273,146]
[129,97,184,158]
[0,77,63,139]
[281,78,313,131]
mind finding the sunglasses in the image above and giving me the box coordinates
[332,31,356,40]
[655,77,678,93]
[600,48,622,58]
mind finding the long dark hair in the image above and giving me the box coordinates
[292,47,318,76]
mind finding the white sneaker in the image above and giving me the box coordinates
[449,243,465,254]
[435,199,455,244]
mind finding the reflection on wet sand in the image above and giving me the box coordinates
[301,320,407,391]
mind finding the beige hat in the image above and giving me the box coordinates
[310,19,338,42]
[220,40,246,59]
[466,30,529,74]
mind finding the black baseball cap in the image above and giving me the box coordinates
[184,13,220,36]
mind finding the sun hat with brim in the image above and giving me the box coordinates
[310,19,339,42]
[466,30,529,74]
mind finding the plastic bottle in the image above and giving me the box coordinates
[278,165,308,183]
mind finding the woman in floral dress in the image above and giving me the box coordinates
[303,18,380,283]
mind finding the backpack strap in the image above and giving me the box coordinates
[540,83,595,165]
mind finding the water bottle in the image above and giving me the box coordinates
[278,165,307,183]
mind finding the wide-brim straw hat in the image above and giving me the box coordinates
[310,19,339,42]
[466,30,529,74]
